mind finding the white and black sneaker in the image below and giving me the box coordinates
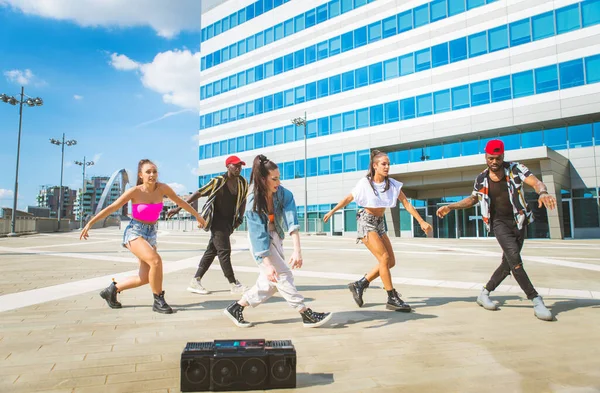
[301,308,333,328]
[224,301,253,328]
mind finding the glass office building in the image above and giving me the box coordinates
[200,0,600,239]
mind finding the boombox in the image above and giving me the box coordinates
[180,339,296,392]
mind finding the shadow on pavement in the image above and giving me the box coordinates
[296,372,335,388]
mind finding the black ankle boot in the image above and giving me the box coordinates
[99,281,122,309]
[386,289,411,312]
[152,291,173,314]
[348,276,370,307]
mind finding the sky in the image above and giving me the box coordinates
[0,0,219,210]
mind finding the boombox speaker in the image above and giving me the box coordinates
[181,339,296,392]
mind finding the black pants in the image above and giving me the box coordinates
[194,223,236,283]
[485,218,538,300]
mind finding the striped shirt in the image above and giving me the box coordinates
[198,174,248,231]
[472,162,533,231]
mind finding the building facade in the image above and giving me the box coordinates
[199,0,600,239]
[73,176,127,221]
[37,186,78,220]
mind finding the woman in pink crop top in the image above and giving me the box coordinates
[323,150,432,313]
[80,159,206,314]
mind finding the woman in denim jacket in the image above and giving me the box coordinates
[224,155,332,328]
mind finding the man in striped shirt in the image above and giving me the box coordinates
[168,155,249,294]
[437,140,557,321]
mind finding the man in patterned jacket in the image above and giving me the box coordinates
[168,155,249,294]
[436,140,556,321]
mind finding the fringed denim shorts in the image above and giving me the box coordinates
[122,219,157,248]
[356,209,386,241]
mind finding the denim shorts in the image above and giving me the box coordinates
[122,219,157,248]
[356,209,386,241]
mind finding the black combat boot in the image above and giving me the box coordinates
[152,291,173,314]
[99,281,122,309]
[386,289,411,312]
[348,276,370,307]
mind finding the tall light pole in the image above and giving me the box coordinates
[50,134,77,230]
[74,157,94,228]
[1,87,43,237]
[291,112,308,233]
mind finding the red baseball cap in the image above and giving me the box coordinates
[485,139,504,155]
[225,155,246,166]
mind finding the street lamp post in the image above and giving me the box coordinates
[290,112,308,234]
[74,157,94,228]
[50,134,77,231]
[1,87,43,237]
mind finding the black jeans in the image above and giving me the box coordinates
[485,218,538,299]
[194,222,236,283]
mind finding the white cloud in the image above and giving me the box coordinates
[74,95,83,100]
[111,49,200,110]
[109,53,140,71]
[0,188,14,200]
[92,153,102,165]
[0,0,202,38]
[3,69,45,86]
[167,182,187,195]
[135,108,195,128]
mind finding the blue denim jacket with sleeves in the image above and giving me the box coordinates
[245,186,300,263]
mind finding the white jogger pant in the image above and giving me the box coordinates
[243,231,305,311]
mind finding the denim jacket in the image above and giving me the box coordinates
[245,186,300,263]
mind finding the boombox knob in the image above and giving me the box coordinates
[221,367,230,376]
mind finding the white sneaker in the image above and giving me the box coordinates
[230,280,248,294]
[187,278,210,294]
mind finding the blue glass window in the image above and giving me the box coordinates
[329,0,340,19]
[274,92,284,109]
[358,67,371,88]
[462,139,479,156]
[274,127,284,145]
[295,123,304,141]
[491,75,511,102]
[399,53,414,75]
[357,150,370,170]
[294,50,305,68]
[498,133,520,151]
[343,111,356,131]
[443,141,461,158]
[431,43,449,67]
[582,0,600,27]
[318,117,330,136]
[532,11,555,41]
[284,89,294,106]
[294,14,305,32]
[342,70,355,91]
[317,78,329,98]
[535,65,559,94]
[331,154,343,174]
[295,86,305,104]
[344,152,357,172]
[369,63,383,84]
[467,0,484,9]
[512,70,534,98]
[522,130,543,148]
[433,90,450,113]
[471,81,490,106]
[284,125,294,143]
[306,82,317,101]
[330,75,341,95]
[385,101,400,123]
[544,127,567,150]
[449,37,467,63]
[382,16,397,38]
[306,45,316,64]
[305,9,316,28]
[264,129,274,147]
[254,132,264,149]
[488,25,508,52]
[416,94,433,117]
[586,54,600,84]
[414,4,429,28]
[307,158,317,177]
[317,41,328,60]
[273,57,283,75]
[317,4,328,23]
[307,120,317,139]
[451,85,470,110]
[448,0,465,16]
[284,19,294,36]
[370,104,384,126]
[330,114,342,134]
[559,59,584,89]
[256,32,264,48]
[556,3,581,34]
[431,0,447,22]
[341,31,354,52]
[400,97,416,120]
[569,124,593,148]
[468,31,487,57]
[356,108,369,129]
[284,54,293,71]
[329,36,341,56]
[384,58,398,80]
[295,160,304,179]
[284,162,294,180]
[415,49,431,72]
[368,21,382,43]
[510,19,531,46]
[341,0,352,14]
[354,26,367,48]
[318,156,330,175]
[398,10,413,33]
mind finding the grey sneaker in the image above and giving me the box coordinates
[187,277,209,295]
[230,280,248,294]
[532,296,553,321]
[476,288,498,311]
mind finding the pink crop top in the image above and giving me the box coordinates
[131,203,163,222]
